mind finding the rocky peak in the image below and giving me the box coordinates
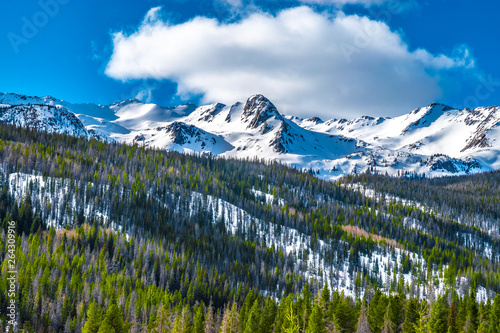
[195,103,226,122]
[306,116,323,124]
[241,95,283,129]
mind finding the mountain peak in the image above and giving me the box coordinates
[192,103,226,122]
[403,103,456,134]
[305,116,323,124]
[242,94,283,129]
[429,102,453,110]
[0,104,91,139]
[410,103,453,115]
[111,98,142,108]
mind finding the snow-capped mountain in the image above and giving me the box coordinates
[1,91,500,179]
[0,103,93,139]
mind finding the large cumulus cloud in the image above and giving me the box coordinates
[105,6,474,118]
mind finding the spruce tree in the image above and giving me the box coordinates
[306,303,327,333]
[429,296,448,333]
[320,284,331,313]
[490,295,500,333]
[467,287,479,331]
[389,295,404,333]
[244,300,261,333]
[413,301,429,333]
[382,309,395,333]
[82,302,102,333]
[229,302,240,333]
[97,320,116,333]
[478,301,491,333]
[193,306,205,333]
[260,298,278,333]
[282,300,300,333]
[447,299,459,333]
[102,300,125,333]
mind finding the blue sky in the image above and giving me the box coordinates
[1,0,499,118]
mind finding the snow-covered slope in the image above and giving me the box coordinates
[0,103,93,139]
[292,103,500,177]
[2,92,500,179]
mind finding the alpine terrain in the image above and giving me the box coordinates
[2,92,500,179]
[0,92,499,333]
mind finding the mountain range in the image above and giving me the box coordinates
[1,92,499,178]
[1,91,499,332]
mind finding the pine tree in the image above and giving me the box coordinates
[356,301,371,333]
[260,298,278,333]
[382,309,395,333]
[181,306,192,333]
[220,306,231,333]
[456,298,468,332]
[306,303,327,333]
[467,287,479,331]
[147,311,158,332]
[102,300,125,333]
[463,316,474,333]
[301,283,313,331]
[429,296,448,333]
[239,290,255,332]
[194,306,205,333]
[477,301,491,333]
[222,302,239,333]
[230,302,240,333]
[148,305,172,332]
[369,290,384,333]
[326,313,342,333]
[490,295,500,333]
[172,311,183,333]
[156,305,173,333]
[413,301,429,333]
[389,295,403,333]
[82,302,102,333]
[282,300,300,333]
[244,300,261,333]
[447,298,459,333]
[98,319,116,333]
[204,305,217,333]
[320,284,331,313]
[333,292,356,333]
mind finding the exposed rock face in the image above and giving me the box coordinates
[269,123,293,153]
[425,154,482,174]
[306,117,323,124]
[461,107,499,152]
[242,95,283,129]
[195,103,226,123]
[163,122,205,145]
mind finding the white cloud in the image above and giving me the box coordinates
[142,6,163,24]
[105,6,474,118]
[300,0,387,6]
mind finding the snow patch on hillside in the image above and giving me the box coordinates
[6,172,109,228]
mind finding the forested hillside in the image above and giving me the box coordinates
[0,123,499,332]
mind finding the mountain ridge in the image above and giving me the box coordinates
[1,92,499,179]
